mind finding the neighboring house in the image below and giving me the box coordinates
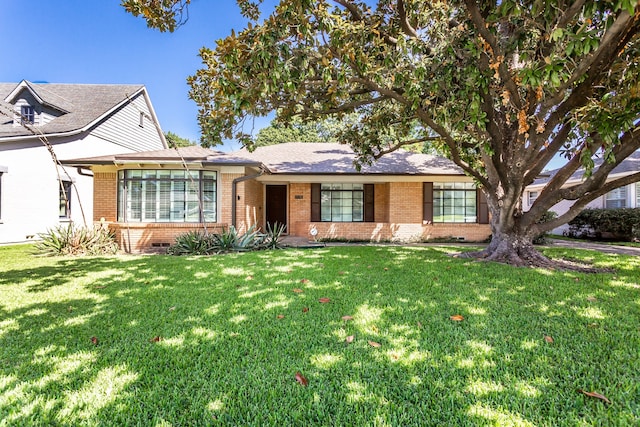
[63,142,491,252]
[0,80,167,244]
[524,151,640,235]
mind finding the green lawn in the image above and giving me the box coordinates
[0,244,638,426]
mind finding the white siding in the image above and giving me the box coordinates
[91,92,165,152]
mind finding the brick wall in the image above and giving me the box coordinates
[288,182,490,242]
[93,172,117,221]
[240,178,263,231]
[110,222,227,253]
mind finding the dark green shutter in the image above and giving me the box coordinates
[311,183,321,222]
[477,189,489,224]
[364,184,374,222]
[423,182,433,222]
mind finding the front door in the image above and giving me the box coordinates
[265,185,288,232]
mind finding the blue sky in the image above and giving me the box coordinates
[0,0,275,150]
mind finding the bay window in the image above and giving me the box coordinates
[118,170,217,222]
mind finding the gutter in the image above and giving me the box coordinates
[232,168,266,228]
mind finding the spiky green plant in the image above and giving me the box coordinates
[35,223,118,256]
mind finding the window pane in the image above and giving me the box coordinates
[118,170,217,223]
[431,184,478,223]
[319,184,366,222]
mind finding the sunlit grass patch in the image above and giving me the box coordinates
[0,244,638,425]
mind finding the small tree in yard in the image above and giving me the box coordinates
[124,0,640,268]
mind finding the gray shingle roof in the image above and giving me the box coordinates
[233,142,463,175]
[63,142,464,175]
[532,150,640,186]
[0,81,145,139]
[62,146,262,167]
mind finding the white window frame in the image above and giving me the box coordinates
[605,186,628,209]
[118,169,218,223]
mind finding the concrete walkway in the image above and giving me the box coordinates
[281,235,640,256]
[544,238,640,256]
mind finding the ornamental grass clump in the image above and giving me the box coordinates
[35,223,119,256]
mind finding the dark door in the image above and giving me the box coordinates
[265,185,288,232]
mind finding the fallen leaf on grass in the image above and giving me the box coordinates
[150,336,163,343]
[383,267,388,271]
[292,288,304,293]
[277,314,285,319]
[450,314,464,321]
[417,321,423,328]
[302,307,309,313]
[578,389,611,404]
[319,298,331,303]
[94,285,106,289]
[341,315,353,321]
[586,296,597,302]
[544,335,554,343]
[368,340,381,348]
[168,306,176,311]
[245,275,253,281]
[338,271,345,275]
[345,335,354,344]
[295,371,308,386]
[300,279,310,284]
[90,336,99,346]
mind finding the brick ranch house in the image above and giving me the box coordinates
[63,142,491,252]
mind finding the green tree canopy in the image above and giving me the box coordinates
[165,131,196,148]
[125,0,640,268]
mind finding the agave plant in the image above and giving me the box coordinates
[166,230,216,255]
[35,223,119,256]
[258,222,286,250]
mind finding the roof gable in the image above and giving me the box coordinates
[0,81,149,140]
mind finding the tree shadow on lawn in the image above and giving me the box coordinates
[0,246,638,425]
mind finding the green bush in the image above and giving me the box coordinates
[567,208,640,241]
[533,210,558,244]
[35,223,119,256]
[258,222,287,250]
[167,224,281,255]
[166,230,216,255]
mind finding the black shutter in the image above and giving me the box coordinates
[477,188,489,224]
[311,183,321,222]
[423,182,433,222]
[364,184,374,222]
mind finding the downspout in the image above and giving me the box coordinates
[232,168,265,228]
[76,167,93,177]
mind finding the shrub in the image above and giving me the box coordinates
[166,230,216,255]
[168,225,273,255]
[35,223,119,256]
[533,210,558,244]
[567,208,640,241]
[258,222,287,250]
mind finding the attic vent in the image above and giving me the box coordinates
[139,112,145,128]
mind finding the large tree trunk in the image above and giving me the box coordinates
[473,229,552,267]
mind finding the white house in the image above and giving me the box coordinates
[524,151,640,235]
[0,80,167,244]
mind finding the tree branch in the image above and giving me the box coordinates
[397,0,418,38]
[464,0,523,109]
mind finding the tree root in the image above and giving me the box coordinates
[458,247,609,273]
